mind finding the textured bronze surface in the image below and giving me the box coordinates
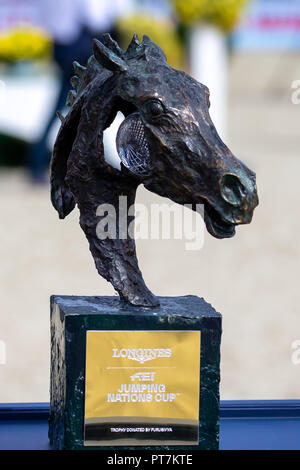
[50,34,258,307]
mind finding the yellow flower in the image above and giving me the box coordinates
[172,0,248,32]
[0,26,52,62]
[173,0,208,25]
[205,0,248,32]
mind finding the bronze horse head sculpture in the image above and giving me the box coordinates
[50,34,258,308]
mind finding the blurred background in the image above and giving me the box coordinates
[0,0,299,402]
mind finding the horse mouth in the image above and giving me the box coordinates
[204,203,236,239]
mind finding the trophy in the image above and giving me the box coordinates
[48,34,258,450]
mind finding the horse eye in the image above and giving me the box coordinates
[144,100,164,118]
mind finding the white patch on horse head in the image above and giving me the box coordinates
[103,111,124,170]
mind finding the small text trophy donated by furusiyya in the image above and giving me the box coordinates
[48,34,258,450]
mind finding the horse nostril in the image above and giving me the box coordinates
[220,173,246,207]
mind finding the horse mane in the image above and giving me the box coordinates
[63,34,167,110]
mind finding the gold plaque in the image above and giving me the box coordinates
[84,330,200,446]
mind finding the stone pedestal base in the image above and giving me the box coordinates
[49,295,221,450]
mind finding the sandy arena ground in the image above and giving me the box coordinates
[0,52,300,402]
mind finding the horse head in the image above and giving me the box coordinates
[50,34,258,307]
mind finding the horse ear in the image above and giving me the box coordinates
[93,38,128,72]
[126,34,140,56]
[100,33,124,57]
[142,35,167,62]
